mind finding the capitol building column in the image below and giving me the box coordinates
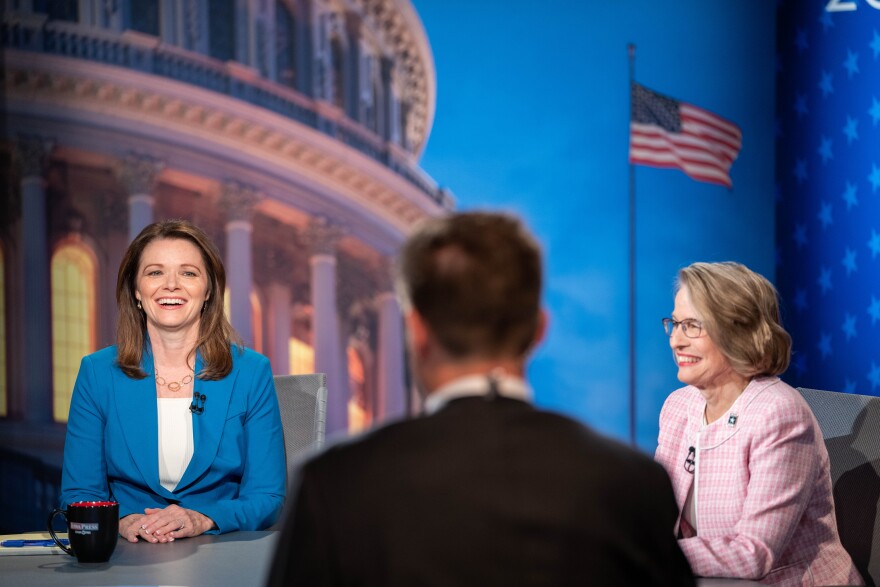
[16,136,54,423]
[375,259,406,421]
[117,153,163,242]
[306,217,347,435]
[265,249,293,375]
[221,181,261,348]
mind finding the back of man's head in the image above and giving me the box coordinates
[397,211,542,361]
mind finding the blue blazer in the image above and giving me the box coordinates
[60,345,286,533]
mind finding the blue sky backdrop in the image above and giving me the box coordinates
[412,0,776,449]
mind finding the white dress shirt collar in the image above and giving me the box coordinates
[423,373,532,415]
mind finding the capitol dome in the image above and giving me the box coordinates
[0,0,453,439]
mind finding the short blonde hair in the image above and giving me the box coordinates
[677,262,791,378]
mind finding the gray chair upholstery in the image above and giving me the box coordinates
[798,387,880,585]
[274,373,328,470]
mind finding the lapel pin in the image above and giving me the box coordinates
[727,413,738,427]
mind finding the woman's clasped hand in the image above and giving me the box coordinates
[120,505,216,543]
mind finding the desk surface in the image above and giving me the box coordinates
[0,530,761,587]
[0,531,276,587]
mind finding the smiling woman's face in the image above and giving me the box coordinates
[669,286,739,392]
[135,238,209,337]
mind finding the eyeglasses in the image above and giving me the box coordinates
[662,318,703,339]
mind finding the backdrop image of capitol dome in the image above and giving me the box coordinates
[0,0,452,509]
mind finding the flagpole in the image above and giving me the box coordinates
[627,43,637,447]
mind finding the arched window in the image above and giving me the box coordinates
[286,337,371,434]
[314,7,346,104]
[0,244,7,417]
[275,0,297,87]
[251,290,264,354]
[399,100,411,151]
[288,337,314,375]
[34,0,78,22]
[347,346,368,432]
[330,33,345,110]
[389,79,402,145]
[130,0,160,37]
[223,288,264,351]
[359,50,380,132]
[209,0,236,61]
[370,76,382,134]
[51,242,97,423]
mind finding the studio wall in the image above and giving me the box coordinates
[775,2,880,396]
[416,1,778,449]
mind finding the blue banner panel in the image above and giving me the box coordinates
[776,2,880,395]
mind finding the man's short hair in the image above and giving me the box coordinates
[397,211,542,360]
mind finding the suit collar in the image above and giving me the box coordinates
[687,377,779,449]
[176,351,236,491]
[424,373,531,415]
[116,349,165,497]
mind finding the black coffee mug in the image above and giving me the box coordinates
[48,501,119,563]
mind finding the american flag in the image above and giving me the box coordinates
[629,83,743,188]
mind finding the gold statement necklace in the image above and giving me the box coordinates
[155,368,194,392]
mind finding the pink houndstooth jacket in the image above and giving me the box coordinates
[655,377,863,586]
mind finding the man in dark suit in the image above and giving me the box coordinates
[267,212,694,586]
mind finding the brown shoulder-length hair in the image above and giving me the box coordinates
[677,261,791,378]
[116,219,242,380]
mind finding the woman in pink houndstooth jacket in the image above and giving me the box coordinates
[655,261,862,586]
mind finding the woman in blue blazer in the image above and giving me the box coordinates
[60,220,286,543]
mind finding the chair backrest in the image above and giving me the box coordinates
[274,373,328,470]
[798,387,880,586]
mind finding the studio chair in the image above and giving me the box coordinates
[273,373,328,470]
[798,387,880,586]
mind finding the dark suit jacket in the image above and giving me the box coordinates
[267,396,694,586]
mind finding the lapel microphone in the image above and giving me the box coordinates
[684,446,696,474]
[189,392,207,415]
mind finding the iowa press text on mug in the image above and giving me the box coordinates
[48,500,119,563]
